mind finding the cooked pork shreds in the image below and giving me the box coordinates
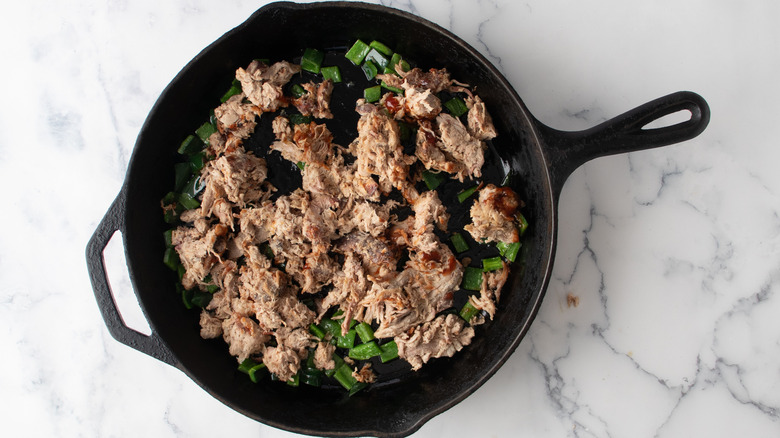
[395,313,475,371]
[172,57,521,382]
[464,184,522,244]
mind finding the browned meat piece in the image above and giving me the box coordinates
[272,115,292,142]
[395,313,475,371]
[313,341,336,370]
[301,162,341,198]
[468,262,509,321]
[293,80,334,119]
[404,87,441,120]
[214,94,258,140]
[271,121,334,165]
[415,120,465,177]
[221,313,270,363]
[317,252,371,334]
[353,363,376,383]
[351,102,415,194]
[238,246,315,330]
[199,310,223,339]
[262,346,300,382]
[466,95,497,140]
[199,152,268,212]
[368,242,462,339]
[334,231,401,281]
[337,198,397,238]
[464,184,522,244]
[435,113,485,180]
[400,67,458,94]
[172,223,228,290]
[236,60,300,112]
[390,189,449,254]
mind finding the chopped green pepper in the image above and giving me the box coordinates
[364,85,382,103]
[291,84,306,98]
[163,247,180,271]
[309,323,326,339]
[365,48,389,70]
[457,185,479,203]
[288,113,312,125]
[461,266,483,291]
[369,40,393,56]
[459,301,480,322]
[482,256,503,272]
[361,60,379,80]
[421,170,446,190]
[320,66,342,83]
[177,134,204,155]
[355,322,375,343]
[348,340,382,360]
[518,213,529,236]
[336,329,357,349]
[301,48,324,74]
[450,232,469,253]
[173,162,191,192]
[195,122,217,143]
[381,80,404,94]
[248,363,267,383]
[379,341,399,363]
[345,39,370,65]
[220,79,242,103]
[178,193,200,210]
[444,97,469,117]
[497,241,521,263]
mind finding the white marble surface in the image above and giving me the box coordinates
[3,0,779,436]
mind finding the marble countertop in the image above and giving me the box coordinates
[3,0,779,436]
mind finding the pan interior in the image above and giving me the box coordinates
[122,2,556,436]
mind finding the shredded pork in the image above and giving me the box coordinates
[165,57,522,383]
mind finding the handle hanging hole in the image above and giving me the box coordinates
[641,109,692,130]
[104,231,152,336]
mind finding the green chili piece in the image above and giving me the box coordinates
[286,373,300,387]
[291,84,306,98]
[320,318,342,337]
[381,80,403,94]
[459,301,480,322]
[163,229,173,247]
[296,161,306,171]
[177,134,204,155]
[178,193,200,210]
[355,322,375,343]
[444,97,469,117]
[195,122,217,143]
[220,79,242,103]
[482,256,503,272]
[497,241,521,262]
[364,85,382,103]
[301,48,324,74]
[386,53,403,75]
[336,329,357,349]
[421,170,446,190]
[450,232,469,253]
[320,66,342,83]
[288,113,312,125]
[163,247,180,271]
[301,368,323,387]
[238,358,258,374]
[309,323,326,339]
[181,287,194,310]
[457,185,479,203]
[333,363,357,390]
[518,213,529,236]
[379,341,399,363]
[189,151,206,173]
[349,381,368,397]
[248,363,267,383]
[345,39,370,65]
[361,60,379,80]
[174,162,192,191]
[325,353,345,378]
[190,290,212,308]
[369,40,393,56]
[349,341,382,360]
[365,48,389,70]
[182,175,206,199]
[461,266,483,291]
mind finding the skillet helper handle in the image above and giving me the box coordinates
[539,91,710,196]
[86,188,177,367]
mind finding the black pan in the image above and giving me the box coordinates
[86,2,709,437]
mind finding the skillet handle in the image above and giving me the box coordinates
[537,91,710,197]
[86,188,177,367]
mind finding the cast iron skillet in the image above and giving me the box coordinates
[86,2,710,437]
